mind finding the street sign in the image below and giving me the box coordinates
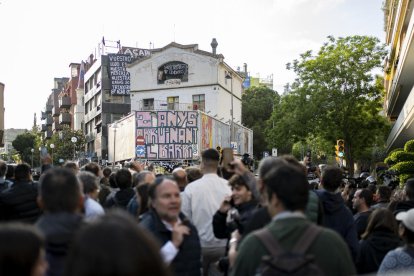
[263,151,269,158]
[136,135,145,145]
[136,145,145,157]
[272,148,278,157]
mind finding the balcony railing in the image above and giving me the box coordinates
[44,130,53,140]
[45,104,53,114]
[136,100,202,111]
[52,106,60,117]
[59,95,71,109]
[59,112,71,125]
[387,84,414,149]
[45,116,53,126]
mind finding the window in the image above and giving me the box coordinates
[192,94,205,111]
[85,102,89,115]
[167,97,179,110]
[143,98,154,110]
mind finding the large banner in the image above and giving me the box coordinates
[135,111,198,160]
[108,54,132,95]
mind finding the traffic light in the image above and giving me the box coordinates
[335,139,345,158]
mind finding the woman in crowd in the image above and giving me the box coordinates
[356,208,401,274]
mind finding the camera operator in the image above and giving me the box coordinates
[303,153,321,183]
[212,173,259,274]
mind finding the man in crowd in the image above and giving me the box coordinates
[140,177,201,276]
[372,185,391,209]
[181,148,231,276]
[104,168,135,209]
[231,163,356,276]
[36,168,84,276]
[353,188,373,239]
[0,163,41,223]
[172,167,188,192]
[394,178,414,214]
[78,171,104,221]
[315,165,359,260]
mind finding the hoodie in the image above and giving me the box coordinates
[356,229,402,274]
[36,213,83,276]
[315,189,359,260]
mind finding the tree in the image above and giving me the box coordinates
[48,126,86,164]
[385,139,414,186]
[12,131,38,165]
[242,86,279,159]
[267,36,389,175]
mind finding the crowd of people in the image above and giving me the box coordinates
[0,149,414,275]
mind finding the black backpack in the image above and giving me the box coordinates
[254,224,324,276]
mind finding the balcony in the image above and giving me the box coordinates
[59,95,71,109]
[59,112,71,125]
[136,100,197,111]
[386,6,414,118]
[387,84,414,151]
[41,124,47,131]
[52,121,63,132]
[45,116,53,126]
[52,106,60,117]
[41,111,46,120]
[45,104,53,114]
[44,130,53,140]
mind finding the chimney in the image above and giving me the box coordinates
[211,38,218,55]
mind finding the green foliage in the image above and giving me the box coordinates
[48,126,86,164]
[242,86,279,158]
[390,161,414,174]
[399,174,414,186]
[404,140,414,153]
[390,151,414,163]
[267,35,389,174]
[12,131,39,165]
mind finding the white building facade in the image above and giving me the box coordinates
[127,42,243,126]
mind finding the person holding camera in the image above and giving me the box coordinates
[212,174,259,274]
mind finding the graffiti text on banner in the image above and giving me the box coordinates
[136,111,198,160]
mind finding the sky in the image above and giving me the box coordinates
[0,0,385,130]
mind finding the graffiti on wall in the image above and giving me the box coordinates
[200,114,230,152]
[135,111,198,160]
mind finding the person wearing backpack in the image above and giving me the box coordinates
[231,162,356,276]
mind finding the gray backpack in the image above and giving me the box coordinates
[254,224,324,276]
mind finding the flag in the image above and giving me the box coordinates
[77,61,85,89]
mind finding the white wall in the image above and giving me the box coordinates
[128,45,243,123]
[107,113,136,162]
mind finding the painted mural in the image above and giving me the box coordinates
[135,111,198,160]
[199,113,231,152]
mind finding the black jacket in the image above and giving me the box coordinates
[315,189,359,260]
[213,200,258,239]
[0,180,41,223]
[140,209,202,276]
[104,188,135,209]
[356,228,401,274]
[36,213,83,276]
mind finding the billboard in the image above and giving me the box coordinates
[135,111,198,160]
[108,54,132,95]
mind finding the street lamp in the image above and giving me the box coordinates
[31,148,34,168]
[71,137,77,160]
[112,123,118,170]
[225,72,234,146]
[50,143,55,165]
[38,147,42,165]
